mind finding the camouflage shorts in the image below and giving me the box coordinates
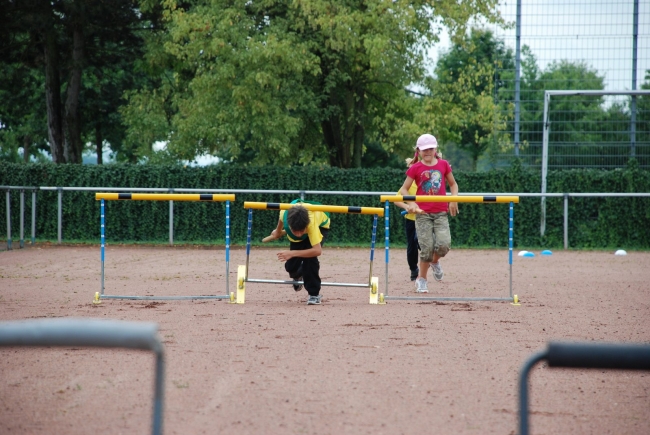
[415,212,451,262]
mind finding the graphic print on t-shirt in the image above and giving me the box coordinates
[421,170,443,195]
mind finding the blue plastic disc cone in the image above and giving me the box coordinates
[541,250,553,256]
[523,252,535,257]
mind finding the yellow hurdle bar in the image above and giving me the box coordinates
[244,201,384,216]
[380,195,519,204]
[96,193,236,202]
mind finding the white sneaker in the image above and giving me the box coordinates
[415,277,428,293]
[307,295,322,305]
[431,262,444,282]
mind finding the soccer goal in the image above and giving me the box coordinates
[540,89,650,235]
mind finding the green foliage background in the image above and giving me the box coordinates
[1,161,649,249]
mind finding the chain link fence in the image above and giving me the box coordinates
[478,0,650,170]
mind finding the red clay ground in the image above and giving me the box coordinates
[1,244,649,435]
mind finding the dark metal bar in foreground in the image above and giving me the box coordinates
[0,318,165,435]
[519,341,650,435]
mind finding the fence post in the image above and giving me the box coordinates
[19,190,25,249]
[31,190,36,245]
[564,193,569,250]
[57,187,62,244]
[169,188,174,246]
[5,190,11,250]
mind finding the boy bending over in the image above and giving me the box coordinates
[269,203,330,305]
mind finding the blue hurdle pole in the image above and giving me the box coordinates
[226,200,231,296]
[100,199,105,295]
[245,208,253,280]
[509,201,514,299]
[384,200,390,296]
[368,214,378,285]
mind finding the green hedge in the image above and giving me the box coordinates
[1,161,649,249]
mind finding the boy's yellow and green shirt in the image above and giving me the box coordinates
[280,209,330,245]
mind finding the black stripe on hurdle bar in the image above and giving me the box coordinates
[200,194,212,201]
[402,195,416,201]
[483,196,497,202]
[118,193,132,200]
[347,206,362,213]
[266,203,281,210]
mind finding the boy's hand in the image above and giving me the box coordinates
[277,250,293,261]
[449,202,459,216]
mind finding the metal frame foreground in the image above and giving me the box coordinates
[380,195,520,304]
[233,201,385,304]
[94,193,235,302]
[0,318,165,435]
[518,341,650,435]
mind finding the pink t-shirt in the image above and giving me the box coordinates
[405,159,453,214]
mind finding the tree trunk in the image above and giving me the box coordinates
[352,85,365,168]
[95,122,103,164]
[64,19,84,164]
[44,23,65,163]
[23,135,31,163]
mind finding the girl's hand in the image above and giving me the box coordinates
[407,203,424,214]
[449,202,459,216]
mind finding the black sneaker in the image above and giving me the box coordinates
[410,267,419,281]
[293,277,303,292]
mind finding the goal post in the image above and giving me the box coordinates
[540,89,650,236]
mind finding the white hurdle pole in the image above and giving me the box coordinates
[237,201,385,304]
[95,193,235,302]
[379,194,520,303]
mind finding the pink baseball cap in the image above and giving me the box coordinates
[416,134,438,150]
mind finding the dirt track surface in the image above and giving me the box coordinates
[1,244,649,435]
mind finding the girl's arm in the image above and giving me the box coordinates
[446,172,459,216]
[399,177,423,214]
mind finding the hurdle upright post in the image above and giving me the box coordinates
[384,200,390,298]
[245,207,253,281]
[509,201,514,301]
[98,198,105,302]
[368,214,378,285]
[226,200,231,301]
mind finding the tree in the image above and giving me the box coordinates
[423,28,511,171]
[0,0,155,163]
[122,0,502,168]
[0,61,49,163]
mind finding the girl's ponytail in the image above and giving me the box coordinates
[405,149,419,167]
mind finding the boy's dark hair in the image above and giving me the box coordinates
[287,206,310,231]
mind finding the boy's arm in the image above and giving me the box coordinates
[277,243,321,261]
[273,218,284,236]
